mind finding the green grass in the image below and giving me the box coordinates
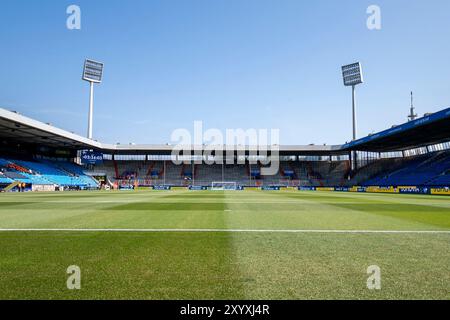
[0,190,449,299]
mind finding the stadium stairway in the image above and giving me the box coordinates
[288,162,299,180]
[194,164,199,179]
[159,164,165,178]
[146,162,155,177]
[2,181,21,192]
[180,164,186,178]
[113,160,119,179]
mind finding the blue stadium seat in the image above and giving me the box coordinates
[363,152,450,187]
[0,158,99,188]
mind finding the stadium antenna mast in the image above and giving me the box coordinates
[82,59,104,139]
[408,91,418,122]
[341,62,364,171]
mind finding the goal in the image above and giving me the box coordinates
[211,181,237,191]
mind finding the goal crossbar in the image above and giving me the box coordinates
[211,181,237,191]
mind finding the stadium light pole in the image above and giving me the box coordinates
[192,161,195,186]
[341,62,364,170]
[351,85,357,140]
[82,59,104,140]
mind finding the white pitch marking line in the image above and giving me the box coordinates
[0,229,449,234]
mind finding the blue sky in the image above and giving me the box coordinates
[1,0,450,145]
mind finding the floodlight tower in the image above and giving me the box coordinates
[341,62,364,170]
[82,59,104,139]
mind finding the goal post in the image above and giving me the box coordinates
[211,181,237,191]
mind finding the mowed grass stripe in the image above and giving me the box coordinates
[0,190,449,299]
[0,231,246,300]
[283,191,450,212]
[1,229,449,234]
[1,232,447,299]
[227,188,449,299]
[1,190,449,230]
[0,191,200,229]
[272,191,450,231]
[227,233,450,300]
[0,191,247,300]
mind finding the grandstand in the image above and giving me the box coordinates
[0,157,98,191]
[0,107,449,193]
[362,151,450,187]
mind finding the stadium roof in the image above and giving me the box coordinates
[0,108,343,156]
[0,108,101,150]
[103,143,344,156]
[1,107,449,156]
[341,107,450,152]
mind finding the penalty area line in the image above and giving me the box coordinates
[0,229,449,234]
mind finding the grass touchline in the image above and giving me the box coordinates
[0,228,449,234]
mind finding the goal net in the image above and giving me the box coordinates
[211,181,237,191]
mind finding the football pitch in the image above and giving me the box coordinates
[0,190,449,300]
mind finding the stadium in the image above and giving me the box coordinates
[1,107,450,192]
[1,1,450,303]
[0,104,449,300]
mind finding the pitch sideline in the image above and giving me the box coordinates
[0,228,449,234]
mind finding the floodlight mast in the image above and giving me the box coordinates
[341,62,363,170]
[88,81,94,139]
[352,85,357,141]
[82,59,104,140]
